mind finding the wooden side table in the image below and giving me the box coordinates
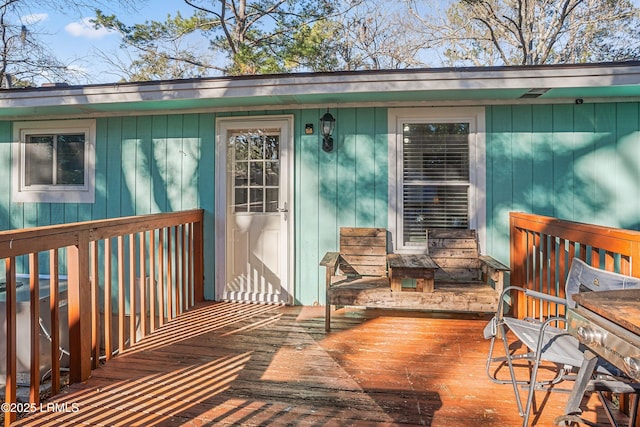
[387,254,439,292]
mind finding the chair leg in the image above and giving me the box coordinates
[499,323,526,417]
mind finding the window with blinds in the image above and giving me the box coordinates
[402,122,470,245]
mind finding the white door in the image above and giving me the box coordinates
[216,117,293,304]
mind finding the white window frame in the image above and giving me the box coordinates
[388,107,486,253]
[12,119,96,203]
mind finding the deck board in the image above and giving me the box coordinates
[11,301,629,426]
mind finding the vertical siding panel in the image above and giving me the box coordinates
[355,107,375,227]
[487,106,513,241]
[374,108,388,229]
[106,117,123,218]
[93,118,109,219]
[594,103,617,226]
[50,204,64,225]
[121,116,137,217]
[197,113,215,300]
[36,205,50,227]
[151,115,169,213]
[299,109,322,305]
[485,108,494,244]
[0,122,11,230]
[337,108,357,226]
[24,202,37,228]
[181,114,200,210]
[616,103,640,230]
[573,103,596,220]
[166,115,184,211]
[64,204,79,224]
[511,105,533,213]
[552,105,575,220]
[532,105,553,217]
[135,116,153,215]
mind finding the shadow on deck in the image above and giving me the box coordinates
[12,302,619,426]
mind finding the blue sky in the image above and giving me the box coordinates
[24,1,196,84]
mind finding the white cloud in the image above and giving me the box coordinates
[65,17,115,39]
[22,13,48,25]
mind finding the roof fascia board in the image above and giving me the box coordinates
[2,96,640,122]
[1,63,639,111]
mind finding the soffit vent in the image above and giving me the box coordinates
[520,88,550,98]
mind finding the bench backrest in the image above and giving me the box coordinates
[339,227,388,277]
[427,228,481,281]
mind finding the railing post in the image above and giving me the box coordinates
[67,230,92,383]
[509,213,526,318]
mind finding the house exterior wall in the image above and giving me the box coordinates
[486,102,640,266]
[1,102,640,306]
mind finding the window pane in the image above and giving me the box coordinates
[56,134,85,185]
[234,188,247,212]
[249,188,263,212]
[266,188,279,212]
[265,161,279,186]
[234,162,248,187]
[403,123,469,182]
[234,135,248,160]
[265,135,279,160]
[250,162,263,185]
[249,134,264,159]
[402,122,470,245]
[25,135,54,186]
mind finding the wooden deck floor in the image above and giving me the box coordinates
[11,302,625,426]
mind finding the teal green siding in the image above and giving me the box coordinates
[485,102,640,265]
[294,107,389,305]
[3,102,640,306]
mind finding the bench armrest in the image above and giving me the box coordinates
[478,255,509,271]
[478,255,509,295]
[320,252,341,288]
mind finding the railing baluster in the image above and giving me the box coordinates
[139,231,147,339]
[158,228,165,327]
[167,227,173,321]
[29,253,40,404]
[118,235,126,353]
[90,241,100,369]
[129,234,136,345]
[181,224,187,312]
[104,238,112,362]
[49,249,60,395]
[149,230,156,333]
[174,226,181,316]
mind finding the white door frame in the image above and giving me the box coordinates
[214,115,294,303]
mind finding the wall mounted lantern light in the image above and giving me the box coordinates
[320,109,336,152]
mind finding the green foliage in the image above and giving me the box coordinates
[92,0,345,79]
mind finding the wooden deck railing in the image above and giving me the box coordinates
[509,212,640,421]
[509,211,640,319]
[1,209,204,425]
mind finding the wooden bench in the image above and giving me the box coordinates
[320,227,509,331]
[426,228,509,295]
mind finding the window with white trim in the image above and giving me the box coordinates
[13,120,96,203]
[389,108,486,251]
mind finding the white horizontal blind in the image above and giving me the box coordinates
[402,122,470,245]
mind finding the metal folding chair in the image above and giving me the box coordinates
[484,258,640,426]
